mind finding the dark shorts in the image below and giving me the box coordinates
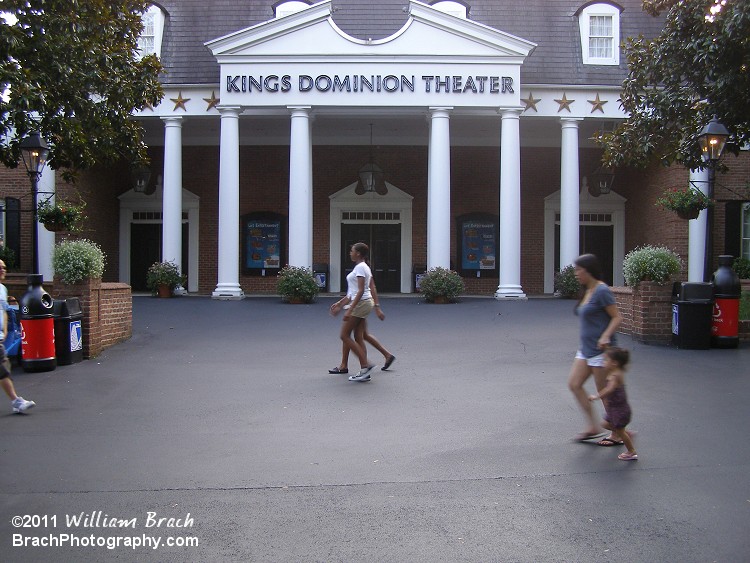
[0,343,11,379]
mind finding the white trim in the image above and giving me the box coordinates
[544,183,626,292]
[578,3,620,66]
[118,186,200,292]
[329,182,413,293]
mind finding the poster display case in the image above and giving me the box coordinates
[456,213,499,277]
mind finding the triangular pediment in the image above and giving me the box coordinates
[206,0,536,62]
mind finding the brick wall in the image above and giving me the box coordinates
[52,279,132,358]
[613,281,673,345]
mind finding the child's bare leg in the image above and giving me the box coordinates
[613,428,636,454]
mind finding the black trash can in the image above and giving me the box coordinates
[671,282,713,349]
[312,263,329,292]
[52,298,83,365]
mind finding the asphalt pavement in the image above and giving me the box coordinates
[1,295,748,562]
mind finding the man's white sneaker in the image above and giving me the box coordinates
[12,397,35,413]
[348,366,374,382]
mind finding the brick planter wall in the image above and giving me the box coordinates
[52,279,132,359]
[613,282,674,345]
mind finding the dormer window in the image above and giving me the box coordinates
[431,1,468,19]
[578,2,621,66]
[137,5,165,58]
[274,1,311,18]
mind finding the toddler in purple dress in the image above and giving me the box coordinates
[589,347,638,461]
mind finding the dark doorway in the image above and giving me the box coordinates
[554,224,614,286]
[341,224,400,293]
[130,223,189,291]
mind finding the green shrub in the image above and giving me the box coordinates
[622,245,682,287]
[52,238,105,283]
[276,265,319,303]
[733,257,750,279]
[419,267,464,302]
[554,264,581,298]
[0,246,17,269]
[146,261,184,291]
[740,291,750,321]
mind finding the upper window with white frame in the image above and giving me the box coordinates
[431,1,468,19]
[577,2,621,66]
[274,1,311,18]
[137,5,165,59]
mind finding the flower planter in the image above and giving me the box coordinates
[676,207,701,220]
[157,284,172,298]
[432,296,450,304]
[287,297,307,304]
[43,222,68,232]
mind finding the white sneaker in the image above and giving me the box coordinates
[12,397,35,414]
[348,365,374,382]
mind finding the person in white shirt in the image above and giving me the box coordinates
[0,260,36,413]
[329,242,377,382]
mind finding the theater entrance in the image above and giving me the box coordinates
[341,223,401,293]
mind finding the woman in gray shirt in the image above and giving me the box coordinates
[568,254,621,443]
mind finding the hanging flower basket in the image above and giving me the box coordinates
[37,199,85,232]
[676,207,701,220]
[655,187,712,220]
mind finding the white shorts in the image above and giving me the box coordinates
[575,350,606,368]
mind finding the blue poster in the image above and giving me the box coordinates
[461,221,496,270]
[246,220,281,269]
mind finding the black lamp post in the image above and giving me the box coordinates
[696,116,729,282]
[20,132,50,276]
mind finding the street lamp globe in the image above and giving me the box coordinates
[19,131,49,177]
[697,115,729,163]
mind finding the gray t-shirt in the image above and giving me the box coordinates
[576,283,617,358]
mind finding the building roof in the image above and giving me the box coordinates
[156,0,665,87]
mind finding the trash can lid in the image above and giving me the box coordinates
[674,282,713,301]
[53,297,82,317]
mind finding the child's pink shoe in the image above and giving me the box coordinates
[618,452,638,461]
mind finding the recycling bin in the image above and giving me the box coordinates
[711,255,741,349]
[52,298,83,365]
[312,263,329,292]
[20,274,56,372]
[671,282,713,349]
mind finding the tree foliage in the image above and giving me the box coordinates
[0,0,163,178]
[600,0,750,170]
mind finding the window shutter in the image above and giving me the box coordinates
[724,201,743,258]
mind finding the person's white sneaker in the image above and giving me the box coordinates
[12,397,35,413]
[348,366,374,382]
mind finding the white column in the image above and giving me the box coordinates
[495,108,526,299]
[427,107,452,269]
[37,170,55,281]
[161,117,183,278]
[212,106,244,299]
[560,118,582,269]
[688,168,709,281]
[288,107,313,268]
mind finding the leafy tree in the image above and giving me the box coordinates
[0,0,163,179]
[601,0,750,171]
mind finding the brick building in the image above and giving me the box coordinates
[2,0,748,298]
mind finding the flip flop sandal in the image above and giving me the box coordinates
[596,437,625,447]
[618,452,638,461]
[328,367,348,374]
[573,431,606,442]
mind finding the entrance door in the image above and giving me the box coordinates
[341,224,401,293]
[130,223,189,291]
[554,224,614,286]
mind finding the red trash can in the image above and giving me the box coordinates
[711,255,741,349]
[20,274,56,372]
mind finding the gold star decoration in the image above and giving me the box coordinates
[203,91,220,111]
[170,91,190,112]
[522,92,542,112]
[588,93,608,114]
[554,93,575,113]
